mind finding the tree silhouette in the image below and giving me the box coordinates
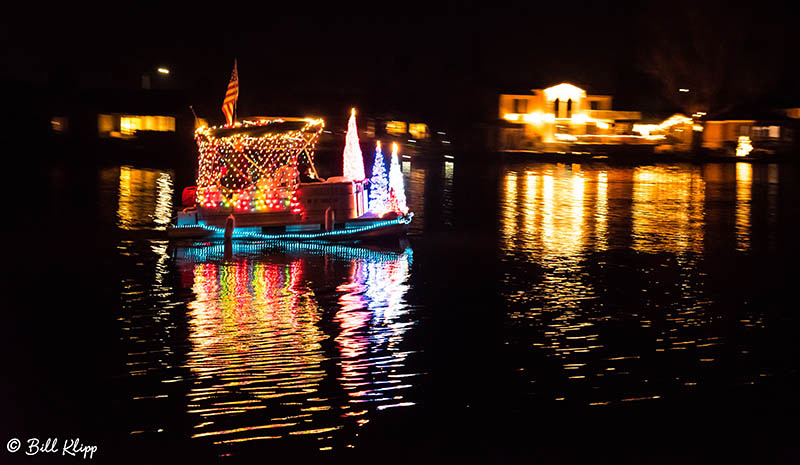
[639,2,786,118]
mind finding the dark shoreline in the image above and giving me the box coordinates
[492,150,795,165]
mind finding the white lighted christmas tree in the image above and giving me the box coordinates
[388,142,408,214]
[368,141,390,214]
[342,108,366,181]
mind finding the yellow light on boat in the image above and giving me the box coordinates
[157,68,170,75]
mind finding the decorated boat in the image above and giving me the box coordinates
[167,63,412,243]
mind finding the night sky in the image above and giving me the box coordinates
[4,1,798,125]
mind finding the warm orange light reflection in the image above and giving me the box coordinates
[116,166,174,230]
[595,171,608,249]
[501,165,606,258]
[735,162,752,252]
[632,166,705,255]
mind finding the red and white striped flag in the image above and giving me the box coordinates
[221,60,239,125]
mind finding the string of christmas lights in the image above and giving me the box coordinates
[195,119,323,214]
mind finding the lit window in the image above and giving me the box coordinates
[386,121,407,135]
[51,116,68,133]
[119,115,176,136]
[409,123,428,140]
[120,116,141,136]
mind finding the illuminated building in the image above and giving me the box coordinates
[385,121,429,140]
[48,88,196,156]
[375,116,450,160]
[99,114,176,138]
[701,107,796,156]
[496,83,643,151]
[639,114,695,152]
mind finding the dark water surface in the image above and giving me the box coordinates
[2,157,800,464]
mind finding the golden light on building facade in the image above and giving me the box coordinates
[408,123,428,140]
[99,114,176,138]
[386,121,407,135]
[498,83,642,149]
[543,83,586,102]
[736,136,753,157]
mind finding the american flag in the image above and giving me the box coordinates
[221,60,239,126]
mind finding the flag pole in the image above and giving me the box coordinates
[189,105,199,126]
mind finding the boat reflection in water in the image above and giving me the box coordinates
[172,240,416,453]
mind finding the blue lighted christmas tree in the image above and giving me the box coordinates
[368,141,390,215]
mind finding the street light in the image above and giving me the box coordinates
[143,67,171,89]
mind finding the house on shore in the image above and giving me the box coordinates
[493,83,645,152]
[701,107,797,156]
[48,88,200,163]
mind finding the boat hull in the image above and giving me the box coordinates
[167,212,412,243]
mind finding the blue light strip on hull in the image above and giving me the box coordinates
[173,239,413,264]
[171,213,413,241]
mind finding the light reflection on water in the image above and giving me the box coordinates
[632,165,705,255]
[110,159,796,456]
[498,161,779,406]
[736,162,753,252]
[122,238,416,453]
[406,165,426,234]
[113,165,175,230]
[442,161,454,227]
